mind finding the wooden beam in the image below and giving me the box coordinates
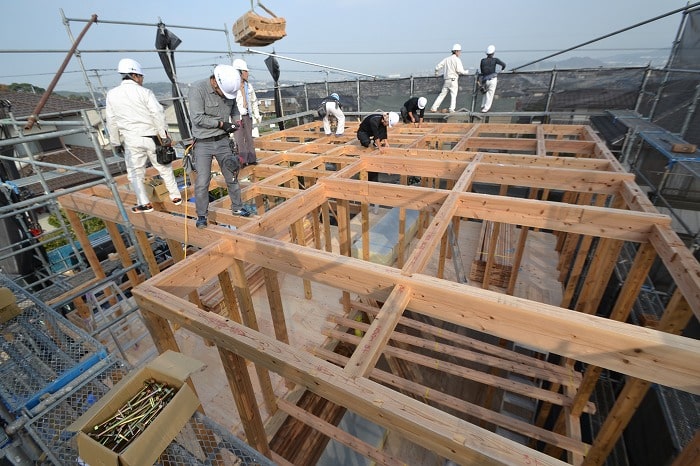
[648,224,700,320]
[344,285,412,377]
[277,399,406,466]
[456,193,670,242]
[132,284,567,466]
[165,235,700,393]
[474,164,634,194]
[315,347,590,456]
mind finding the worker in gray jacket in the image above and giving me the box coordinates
[188,64,251,229]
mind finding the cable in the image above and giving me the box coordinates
[182,142,194,260]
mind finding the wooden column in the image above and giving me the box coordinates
[218,347,272,458]
[230,259,277,414]
[104,220,140,286]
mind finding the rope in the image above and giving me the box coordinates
[182,143,194,259]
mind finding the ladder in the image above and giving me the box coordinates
[84,281,151,364]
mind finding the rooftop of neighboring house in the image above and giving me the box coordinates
[0,89,92,119]
[0,89,125,194]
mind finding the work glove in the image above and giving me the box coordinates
[113,145,124,155]
[221,121,239,133]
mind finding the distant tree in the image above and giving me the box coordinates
[5,83,46,93]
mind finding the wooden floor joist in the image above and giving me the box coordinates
[58,121,700,466]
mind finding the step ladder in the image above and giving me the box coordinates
[495,343,549,444]
[84,281,151,364]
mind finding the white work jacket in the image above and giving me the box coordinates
[235,81,262,121]
[105,80,167,145]
[435,55,469,80]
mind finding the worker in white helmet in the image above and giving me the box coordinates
[105,58,183,213]
[321,92,345,137]
[479,45,507,112]
[400,96,427,127]
[357,112,399,181]
[188,64,251,229]
[429,43,469,113]
[231,58,261,167]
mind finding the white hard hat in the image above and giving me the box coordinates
[417,97,427,109]
[214,64,241,99]
[232,58,249,71]
[452,43,462,52]
[486,45,496,55]
[117,58,143,75]
[388,111,399,127]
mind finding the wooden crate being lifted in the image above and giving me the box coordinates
[233,10,286,47]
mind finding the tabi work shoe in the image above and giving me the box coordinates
[232,207,251,217]
[196,216,208,229]
[132,204,153,213]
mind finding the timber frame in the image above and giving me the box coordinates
[57,121,700,466]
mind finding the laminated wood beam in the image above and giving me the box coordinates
[277,398,406,466]
[132,283,567,466]
[315,347,590,456]
[145,235,700,393]
[474,164,634,194]
[455,193,670,242]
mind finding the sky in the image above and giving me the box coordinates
[0,0,693,93]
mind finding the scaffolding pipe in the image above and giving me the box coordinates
[24,14,98,131]
[246,49,376,79]
[0,179,105,215]
[512,3,700,71]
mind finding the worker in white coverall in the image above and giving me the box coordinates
[105,58,182,213]
[322,93,345,136]
[232,59,262,166]
[429,43,470,113]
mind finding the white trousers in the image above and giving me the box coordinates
[431,78,459,112]
[481,77,498,112]
[323,101,345,135]
[123,135,181,206]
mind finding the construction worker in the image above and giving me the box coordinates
[429,43,470,113]
[231,58,261,167]
[105,58,182,213]
[356,112,399,182]
[188,64,251,229]
[400,96,427,127]
[479,45,507,112]
[321,92,345,136]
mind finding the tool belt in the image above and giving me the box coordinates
[197,133,228,143]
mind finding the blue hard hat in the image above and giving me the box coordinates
[330,93,340,100]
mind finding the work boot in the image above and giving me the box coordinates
[232,207,251,217]
[196,216,207,229]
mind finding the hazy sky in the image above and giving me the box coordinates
[0,0,692,92]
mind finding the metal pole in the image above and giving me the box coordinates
[679,81,700,138]
[511,2,700,72]
[246,49,376,79]
[544,70,557,119]
[25,14,98,130]
[5,109,86,270]
[60,9,103,115]
[648,10,690,122]
[634,65,653,114]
